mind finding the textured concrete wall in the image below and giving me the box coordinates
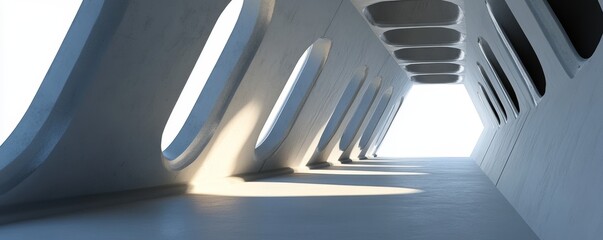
[0,0,407,209]
[464,1,603,239]
[9,1,603,239]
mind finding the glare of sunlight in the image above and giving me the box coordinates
[192,180,422,197]
[190,100,262,180]
[256,46,312,148]
[297,169,427,176]
[376,83,483,157]
[0,0,82,146]
[161,0,244,151]
[359,159,419,163]
[335,164,421,168]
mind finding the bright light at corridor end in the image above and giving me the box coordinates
[377,84,484,158]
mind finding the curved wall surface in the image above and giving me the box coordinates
[0,0,408,208]
[4,1,603,239]
[460,1,603,240]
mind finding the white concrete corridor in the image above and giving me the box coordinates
[0,158,538,240]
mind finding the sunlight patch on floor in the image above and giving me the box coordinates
[297,169,427,176]
[333,164,421,168]
[191,179,422,197]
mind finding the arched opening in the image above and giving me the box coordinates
[255,39,332,159]
[339,77,382,151]
[545,0,603,59]
[161,0,275,170]
[486,0,546,99]
[162,0,243,151]
[478,83,501,125]
[478,37,520,116]
[0,0,82,146]
[477,62,507,121]
[316,66,367,152]
[371,97,404,157]
[359,88,393,150]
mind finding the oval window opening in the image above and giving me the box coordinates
[359,88,393,150]
[486,0,546,98]
[0,0,82,146]
[546,0,603,59]
[316,66,367,152]
[477,62,507,121]
[161,0,244,151]
[478,83,501,125]
[255,39,332,159]
[256,48,311,148]
[339,78,382,151]
[478,38,520,116]
[372,97,404,156]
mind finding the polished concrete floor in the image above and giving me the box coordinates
[0,158,539,240]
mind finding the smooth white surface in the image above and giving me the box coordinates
[255,46,311,147]
[0,0,81,146]
[161,0,243,151]
[378,84,484,157]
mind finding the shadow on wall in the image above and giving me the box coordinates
[191,99,264,181]
[190,38,332,183]
[161,0,275,171]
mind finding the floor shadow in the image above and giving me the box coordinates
[0,158,540,240]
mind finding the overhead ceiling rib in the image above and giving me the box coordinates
[352,0,467,84]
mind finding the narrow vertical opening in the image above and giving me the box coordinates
[255,39,332,159]
[359,88,393,150]
[486,0,546,98]
[478,83,501,125]
[372,97,404,157]
[162,0,244,152]
[477,62,507,121]
[316,66,367,152]
[160,0,275,170]
[256,47,311,148]
[339,78,381,151]
[478,38,520,115]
